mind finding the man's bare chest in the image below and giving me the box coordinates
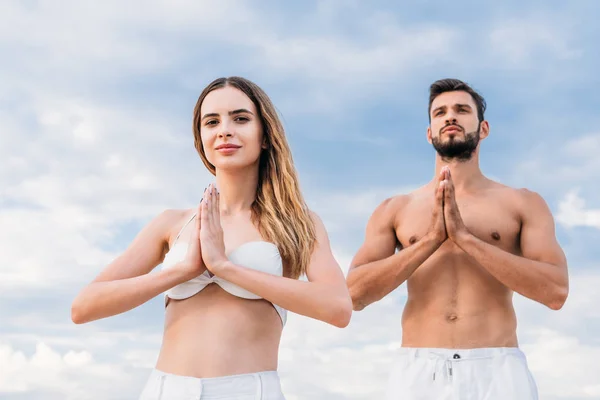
[395,197,521,253]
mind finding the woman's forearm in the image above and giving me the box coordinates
[218,261,352,328]
[71,267,187,324]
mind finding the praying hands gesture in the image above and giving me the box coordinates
[428,166,471,246]
[199,183,229,276]
[440,167,470,243]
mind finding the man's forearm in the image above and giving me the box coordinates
[347,235,442,310]
[455,233,568,310]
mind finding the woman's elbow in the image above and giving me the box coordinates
[329,296,353,328]
[71,294,92,324]
[71,303,86,324]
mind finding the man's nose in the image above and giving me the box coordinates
[445,114,457,125]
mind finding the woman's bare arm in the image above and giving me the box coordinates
[71,209,191,324]
[210,211,353,328]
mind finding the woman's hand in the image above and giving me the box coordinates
[200,184,229,276]
[178,201,207,281]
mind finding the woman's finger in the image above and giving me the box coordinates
[215,191,221,229]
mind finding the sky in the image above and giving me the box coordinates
[1,0,599,399]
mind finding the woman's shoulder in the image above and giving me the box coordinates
[156,208,196,246]
[306,209,327,236]
[156,208,195,225]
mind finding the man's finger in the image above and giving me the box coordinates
[437,181,445,203]
[439,168,446,182]
[444,179,452,200]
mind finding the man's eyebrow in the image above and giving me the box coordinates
[432,105,446,114]
[455,103,472,109]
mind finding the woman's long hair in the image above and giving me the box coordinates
[192,77,316,279]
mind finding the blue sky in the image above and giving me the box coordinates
[1,1,599,399]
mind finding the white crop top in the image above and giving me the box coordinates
[161,213,287,326]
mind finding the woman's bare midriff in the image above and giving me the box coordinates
[155,284,283,378]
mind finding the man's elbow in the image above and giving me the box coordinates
[348,284,368,312]
[346,269,375,311]
[352,300,367,312]
[547,285,569,311]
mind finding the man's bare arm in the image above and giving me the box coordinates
[347,174,447,311]
[455,189,568,310]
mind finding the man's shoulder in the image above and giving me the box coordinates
[377,192,415,214]
[485,181,548,211]
[372,187,427,225]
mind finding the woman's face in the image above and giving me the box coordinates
[199,86,265,172]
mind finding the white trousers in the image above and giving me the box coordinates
[385,347,538,400]
[139,369,285,400]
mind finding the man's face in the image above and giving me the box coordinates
[428,91,482,161]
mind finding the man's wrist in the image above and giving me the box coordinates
[453,229,475,250]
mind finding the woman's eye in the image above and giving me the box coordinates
[205,120,218,126]
[235,116,249,123]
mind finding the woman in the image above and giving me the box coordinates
[71,76,353,399]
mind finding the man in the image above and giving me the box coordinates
[347,78,569,399]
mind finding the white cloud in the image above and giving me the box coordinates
[255,25,460,83]
[514,271,600,398]
[564,134,600,160]
[488,18,582,69]
[278,289,405,400]
[523,329,600,399]
[556,190,600,229]
[0,0,257,78]
[309,185,418,234]
[0,341,137,399]
[509,133,600,194]
[0,88,215,293]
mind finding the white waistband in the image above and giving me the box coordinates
[150,369,281,397]
[397,347,526,360]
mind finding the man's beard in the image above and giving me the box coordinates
[432,125,480,161]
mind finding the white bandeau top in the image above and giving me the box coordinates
[161,213,287,325]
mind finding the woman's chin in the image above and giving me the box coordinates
[212,159,259,173]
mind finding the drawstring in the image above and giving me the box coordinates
[430,354,454,382]
[429,351,494,382]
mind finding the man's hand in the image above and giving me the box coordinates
[425,168,448,246]
[441,167,471,244]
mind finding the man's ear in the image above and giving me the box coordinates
[479,120,490,140]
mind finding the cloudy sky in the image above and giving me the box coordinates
[1,1,599,399]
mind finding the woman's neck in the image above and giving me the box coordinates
[214,167,260,215]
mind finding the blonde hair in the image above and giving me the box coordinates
[192,77,316,279]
